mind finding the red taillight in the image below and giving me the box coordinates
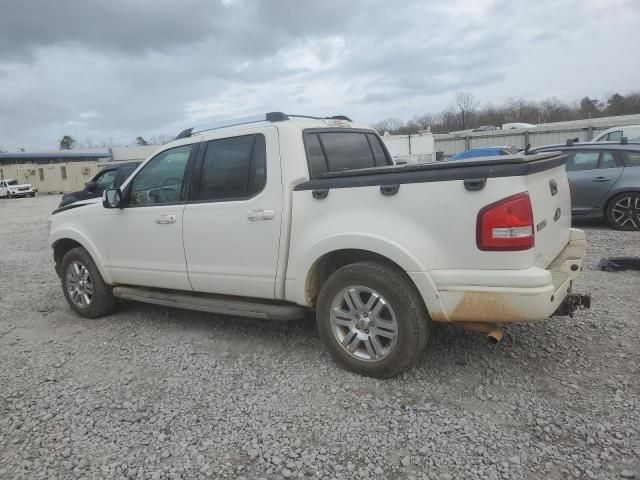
[477,192,535,251]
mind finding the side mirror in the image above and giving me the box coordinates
[85,181,97,192]
[103,189,122,209]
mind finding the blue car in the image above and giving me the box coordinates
[449,146,520,160]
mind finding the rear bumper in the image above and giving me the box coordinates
[414,228,588,323]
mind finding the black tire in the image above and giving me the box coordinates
[316,261,430,378]
[29,193,35,197]
[606,192,640,231]
[60,247,116,319]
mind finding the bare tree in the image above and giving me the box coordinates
[454,91,478,130]
[370,118,405,135]
[541,97,573,122]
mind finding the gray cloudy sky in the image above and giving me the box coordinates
[0,0,638,149]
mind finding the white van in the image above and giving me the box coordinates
[593,125,640,142]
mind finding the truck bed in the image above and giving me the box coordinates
[294,152,566,191]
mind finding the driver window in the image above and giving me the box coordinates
[607,131,623,142]
[127,144,193,206]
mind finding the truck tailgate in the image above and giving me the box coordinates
[526,163,572,267]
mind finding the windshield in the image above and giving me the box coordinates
[7,180,18,186]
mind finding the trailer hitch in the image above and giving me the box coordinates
[554,293,591,317]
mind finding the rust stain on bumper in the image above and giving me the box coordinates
[441,292,526,323]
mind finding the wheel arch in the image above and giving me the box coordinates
[300,248,437,317]
[51,233,112,284]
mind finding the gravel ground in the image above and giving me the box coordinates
[0,194,639,480]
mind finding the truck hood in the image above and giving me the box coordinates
[8,183,33,189]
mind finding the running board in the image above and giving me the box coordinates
[112,286,306,321]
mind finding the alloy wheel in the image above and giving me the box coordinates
[329,286,399,362]
[66,261,94,308]
[610,195,640,229]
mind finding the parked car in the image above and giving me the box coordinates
[592,125,640,142]
[0,179,36,198]
[59,161,141,207]
[49,112,588,378]
[530,142,640,230]
[449,146,520,160]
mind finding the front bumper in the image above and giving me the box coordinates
[8,189,36,197]
[419,228,588,323]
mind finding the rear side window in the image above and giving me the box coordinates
[566,152,599,171]
[621,151,640,166]
[304,131,390,177]
[598,152,617,169]
[198,134,266,201]
[305,134,328,177]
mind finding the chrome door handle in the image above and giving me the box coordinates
[247,209,275,221]
[155,214,177,224]
[593,177,611,182]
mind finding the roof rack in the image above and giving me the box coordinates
[175,112,353,139]
[286,114,353,122]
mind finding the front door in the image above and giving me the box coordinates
[182,128,283,299]
[566,150,623,215]
[103,142,198,290]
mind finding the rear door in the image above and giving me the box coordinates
[565,150,623,215]
[182,127,283,299]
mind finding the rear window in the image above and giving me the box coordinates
[621,151,640,167]
[304,131,390,177]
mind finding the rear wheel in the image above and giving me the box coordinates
[606,192,640,231]
[61,247,116,318]
[316,261,430,378]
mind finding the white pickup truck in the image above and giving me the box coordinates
[49,113,589,378]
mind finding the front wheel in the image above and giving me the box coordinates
[606,192,640,231]
[61,247,116,318]
[316,261,430,378]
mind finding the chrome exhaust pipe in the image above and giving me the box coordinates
[455,322,503,343]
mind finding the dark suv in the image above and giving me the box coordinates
[530,142,640,230]
[59,161,140,207]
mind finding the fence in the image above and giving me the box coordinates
[433,113,640,157]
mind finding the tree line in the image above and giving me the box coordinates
[371,90,640,135]
[46,89,640,149]
[58,134,174,150]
